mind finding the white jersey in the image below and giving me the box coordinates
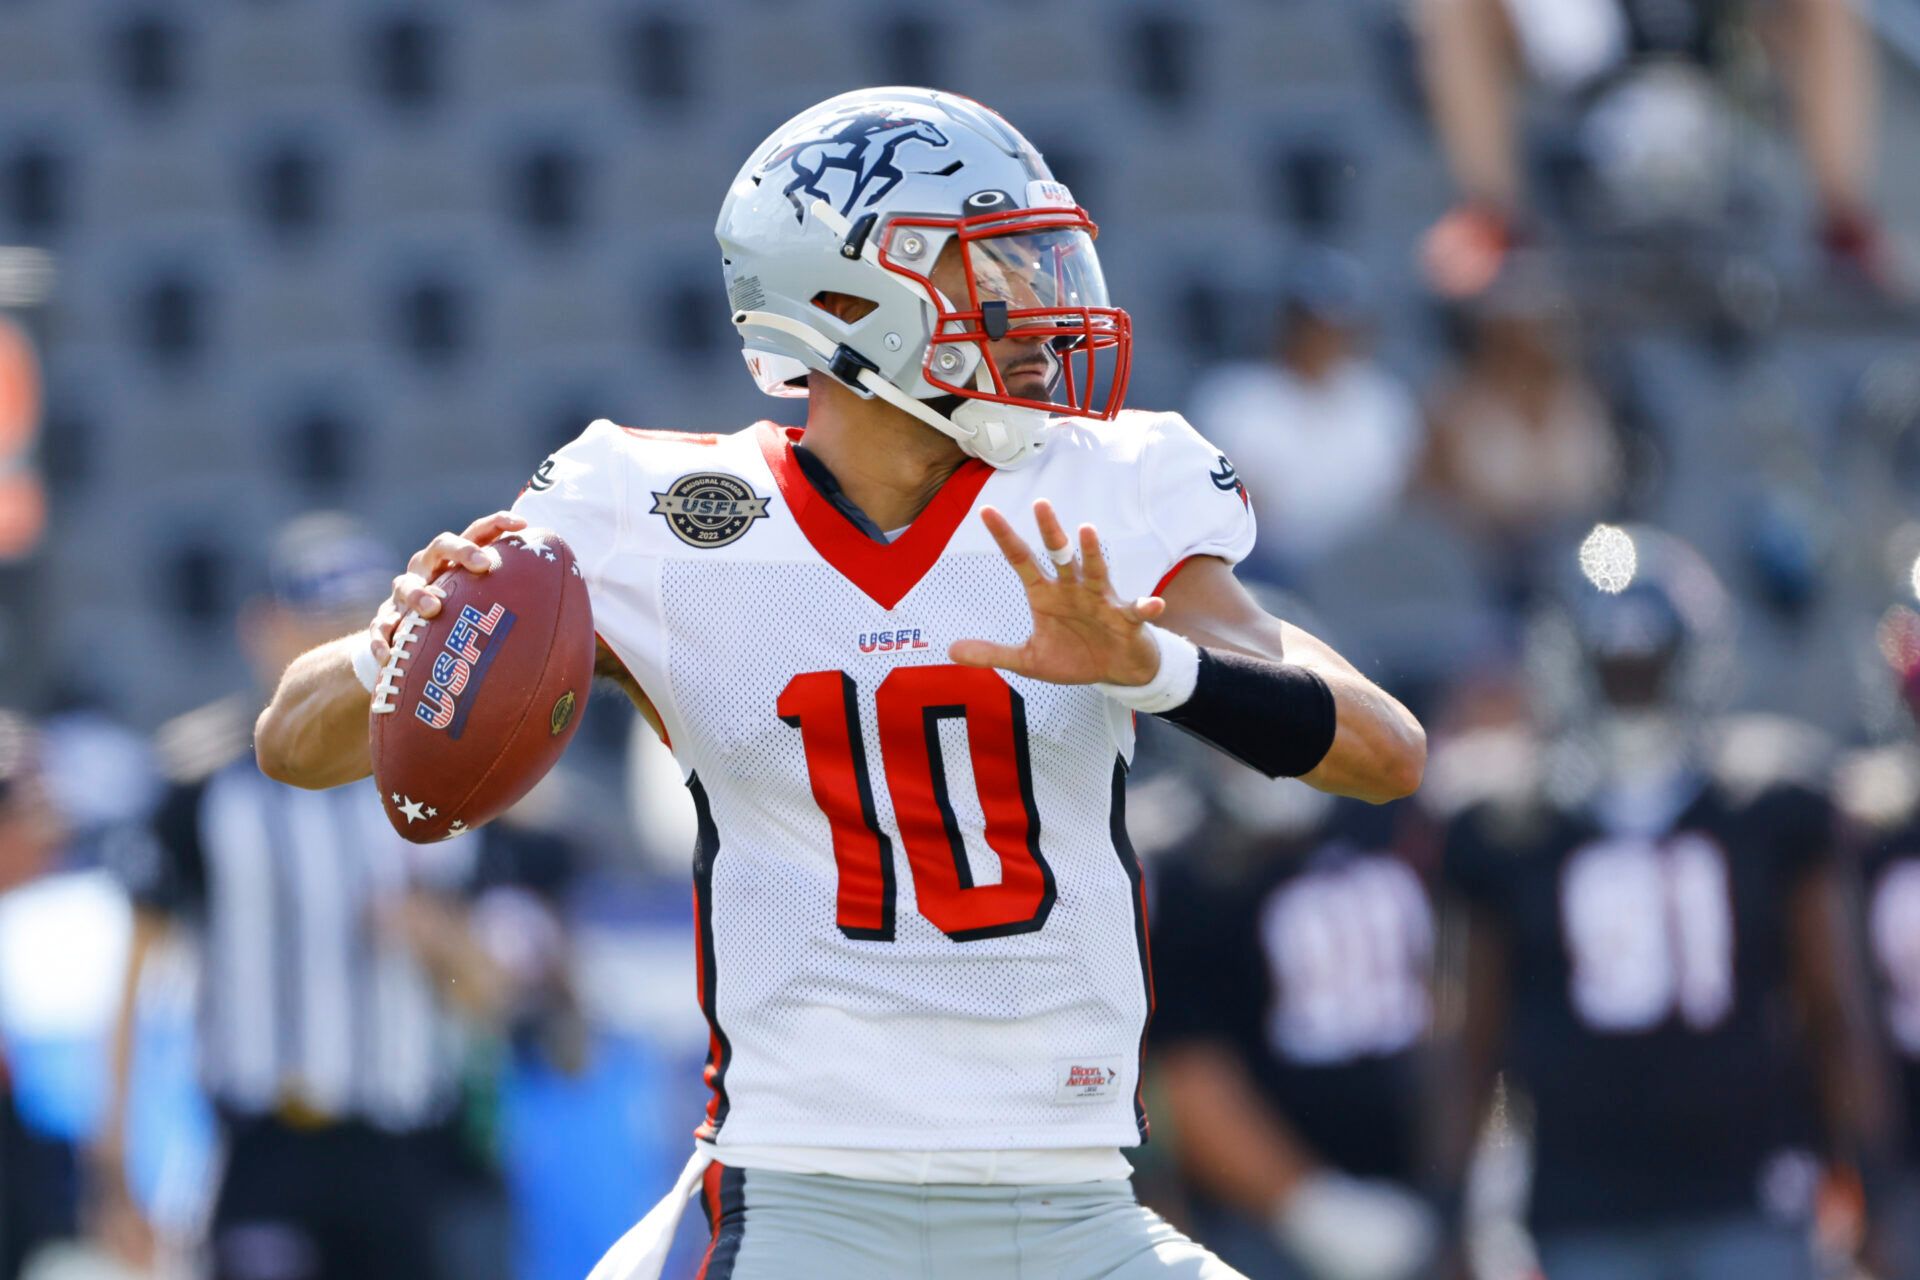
[513,412,1254,1152]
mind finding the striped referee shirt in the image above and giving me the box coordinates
[128,757,472,1132]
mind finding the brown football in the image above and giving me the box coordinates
[368,527,594,842]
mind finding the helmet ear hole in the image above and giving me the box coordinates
[811,290,878,323]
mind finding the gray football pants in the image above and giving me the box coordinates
[694,1164,1247,1280]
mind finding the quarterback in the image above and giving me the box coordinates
[256,88,1425,1280]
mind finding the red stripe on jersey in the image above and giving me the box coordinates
[756,422,993,611]
[1152,556,1196,599]
[695,1162,724,1278]
[614,424,721,444]
[689,775,731,1139]
[692,881,724,1137]
[1131,863,1156,1139]
[1111,758,1154,1143]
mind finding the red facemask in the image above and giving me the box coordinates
[876,205,1132,421]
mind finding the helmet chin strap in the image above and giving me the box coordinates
[950,368,1051,468]
[734,308,1049,469]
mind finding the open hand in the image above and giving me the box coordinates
[949,500,1166,687]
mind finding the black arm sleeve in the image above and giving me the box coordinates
[1156,647,1337,779]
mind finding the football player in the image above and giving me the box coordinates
[1834,628,1920,1277]
[254,87,1425,1280]
[1151,757,1439,1280]
[1428,526,1892,1280]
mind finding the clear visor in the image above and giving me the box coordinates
[959,228,1124,409]
[967,228,1110,323]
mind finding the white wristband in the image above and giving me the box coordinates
[348,630,383,695]
[1094,625,1200,714]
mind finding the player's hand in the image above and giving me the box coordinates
[1275,1172,1439,1280]
[950,500,1167,686]
[368,512,526,664]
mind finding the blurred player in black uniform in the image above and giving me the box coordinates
[1154,759,1439,1280]
[1836,640,1920,1279]
[1429,526,1893,1280]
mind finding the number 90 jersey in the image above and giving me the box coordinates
[512,412,1254,1152]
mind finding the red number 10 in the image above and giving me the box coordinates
[777,665,1055,943]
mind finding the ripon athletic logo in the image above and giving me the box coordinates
[650,472,771,548]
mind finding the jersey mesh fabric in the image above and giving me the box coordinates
[663,550,1148,1149]
[512,411,1256,1152]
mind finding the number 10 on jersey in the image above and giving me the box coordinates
[778,666,1056,943]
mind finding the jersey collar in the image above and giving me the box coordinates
[755,422,993,611]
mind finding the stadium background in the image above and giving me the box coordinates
[0,1,1917,1278]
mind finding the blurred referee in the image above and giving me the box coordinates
[90,514,517,1280]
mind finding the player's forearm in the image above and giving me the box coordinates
[1299,669,1427,804]
[1161,568,1426,803]
[1414,0,1523,210]
[255,634,375,789]
[1157,1043,1317,1218]
[1779,0,1876,216]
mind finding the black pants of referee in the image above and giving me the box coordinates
[209,1116,484,1280]
[2,1082,79,1280]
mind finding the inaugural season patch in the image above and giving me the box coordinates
[650,472,771,548]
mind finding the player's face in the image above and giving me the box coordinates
[927,231,1101,404]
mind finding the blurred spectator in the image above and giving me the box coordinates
[1427,527,1893,1280]
[90,515,527,1280]
[1151,770,1438,1280]
[33,709,158,848]
[1188,252,1423,584]
[0,711,82,1280]
[1413,0,1899,295]
[1421,285,1622,572]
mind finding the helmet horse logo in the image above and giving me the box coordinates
[768,111,952,221]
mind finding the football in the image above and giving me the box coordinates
[368,528,595,843]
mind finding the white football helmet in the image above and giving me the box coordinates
[716,87,1133,469]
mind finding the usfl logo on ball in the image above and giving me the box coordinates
[415,602,516,739]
